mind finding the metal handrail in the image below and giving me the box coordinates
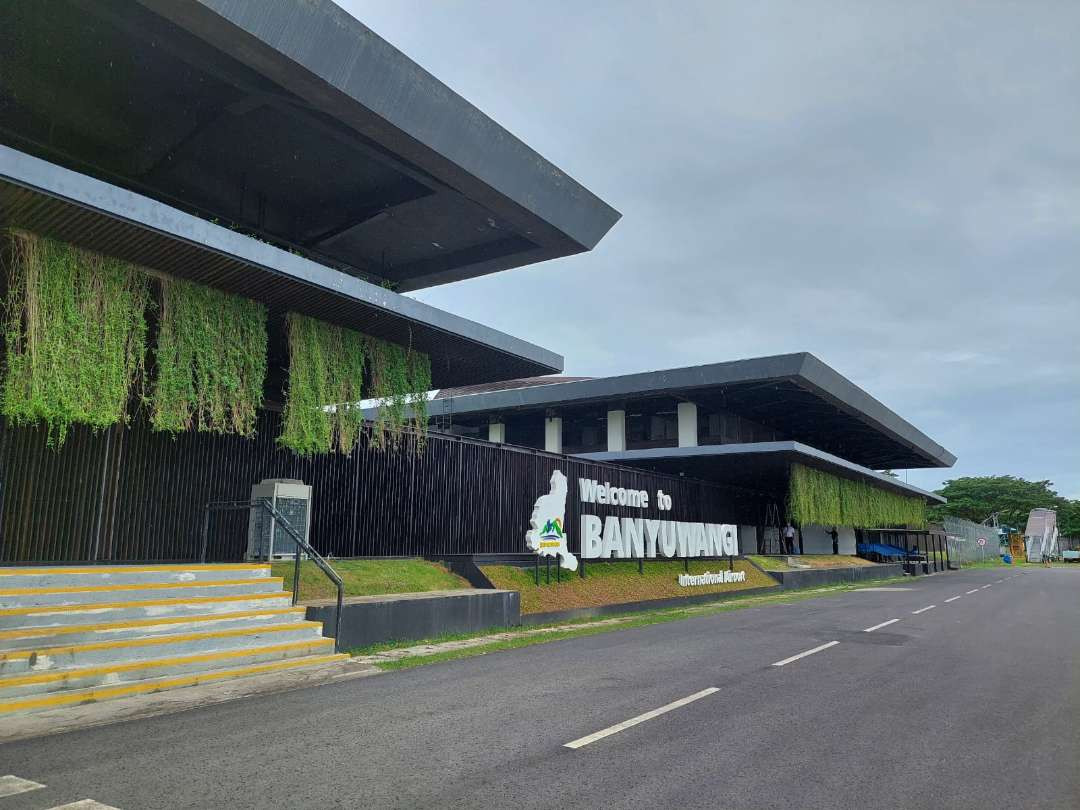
[201,498,345,652]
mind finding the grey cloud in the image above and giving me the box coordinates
[345,0,1080,497]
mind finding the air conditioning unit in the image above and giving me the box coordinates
[246,479,312,561]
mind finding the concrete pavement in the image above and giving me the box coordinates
[1,567,1076,809]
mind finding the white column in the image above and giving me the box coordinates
[544,416,562,454]
[677,402,698,447]
[606,409,626,452]
[488,422,505,444]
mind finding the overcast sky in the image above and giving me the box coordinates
[346,1,1079,499]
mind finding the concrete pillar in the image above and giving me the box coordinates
[606,409,626,452]
[677,402,698,447]
[488,422,505,444]
[544,416,562,454]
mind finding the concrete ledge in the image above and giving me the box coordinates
[521,585,780,626]
[767,563,906,588]
[305,589,520,650]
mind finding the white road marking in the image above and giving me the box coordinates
[564,688,719,749]
[863,619,900,633]
[912,605,936,614]
[981,584,992,589]
[996,579,1004,583]
[0,776,45,798]
[966,589,979,594]
[49,802,121,810]
[772,641,840,667]
[944,596,962,603]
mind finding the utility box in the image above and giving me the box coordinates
[246,479,312,561]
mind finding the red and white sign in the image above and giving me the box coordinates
[977,537,987,547]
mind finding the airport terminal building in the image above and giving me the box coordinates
[0,0,951,568]
[424,353,953,558]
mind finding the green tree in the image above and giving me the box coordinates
[930,476,1080,536]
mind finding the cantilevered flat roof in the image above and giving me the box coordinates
[579,442,947,504]
[421,353,956,469]
[0,145,561,387]
[0,0,619,291]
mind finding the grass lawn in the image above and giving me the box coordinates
[746,554,875,571]
[271,558,469,602]
[480,559,775,614]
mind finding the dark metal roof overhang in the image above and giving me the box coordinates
[0,145,562,387]
[419,354,956,469]
[578,442,947,505]
[0,0,620,292]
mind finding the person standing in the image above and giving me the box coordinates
[829,526,839,555]
[783,522,796,555]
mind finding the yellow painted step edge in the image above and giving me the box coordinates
[0,638,335,687]
[0,607,306,642]
[0,564,269,576]
[0,621,322,661]
[0,653,349,714]
[0,577,284,596]
[0,591,293,617]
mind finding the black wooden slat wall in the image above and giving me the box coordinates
[0,412,771,564]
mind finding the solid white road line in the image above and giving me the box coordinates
[944,596,962,603]
[772,641,840,667]
[564,688,719,749]
[863,619,900,633]
[912,605,936,615]
[0,776,45,798]
[49,802,121,810]
[966,589,979,594]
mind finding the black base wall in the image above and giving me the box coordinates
[307,590,520,650]
[766,563,906,588]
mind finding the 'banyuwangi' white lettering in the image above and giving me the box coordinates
[580,516,739,559]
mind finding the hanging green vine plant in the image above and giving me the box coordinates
[787,463,926,529]
[405,349,432,450]
[152,277,267,436]
[1,230,150,447]
[367,336,409,450]
[279,313,366,455]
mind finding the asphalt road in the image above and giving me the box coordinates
[2,567,1078,810]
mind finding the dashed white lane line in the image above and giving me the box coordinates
[564,687,719,749]
[945,596,963,603]
[912,605,936,615]
[0,775,45,798]
[981,584,992,589]
[49,802,121,810]
[772,641,840,667]
[863,619,900,633]
[966,589,979,594]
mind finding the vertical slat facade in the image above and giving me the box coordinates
[0,413,771,564]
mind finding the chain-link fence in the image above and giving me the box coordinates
[942,516,1003,564]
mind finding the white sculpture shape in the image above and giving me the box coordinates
[526,470,578,571]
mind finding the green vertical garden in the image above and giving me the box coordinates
[787,463,926,529]
[2,230,432,453]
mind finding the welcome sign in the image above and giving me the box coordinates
[526,472,738,568]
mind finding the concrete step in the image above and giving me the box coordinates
[0,592,294,629]
[0,606,308,651]
[0,637,336,700]
[0,563,271,589]
[0,621,325,675]
[0,577,285,608]
[0,652,348,715]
